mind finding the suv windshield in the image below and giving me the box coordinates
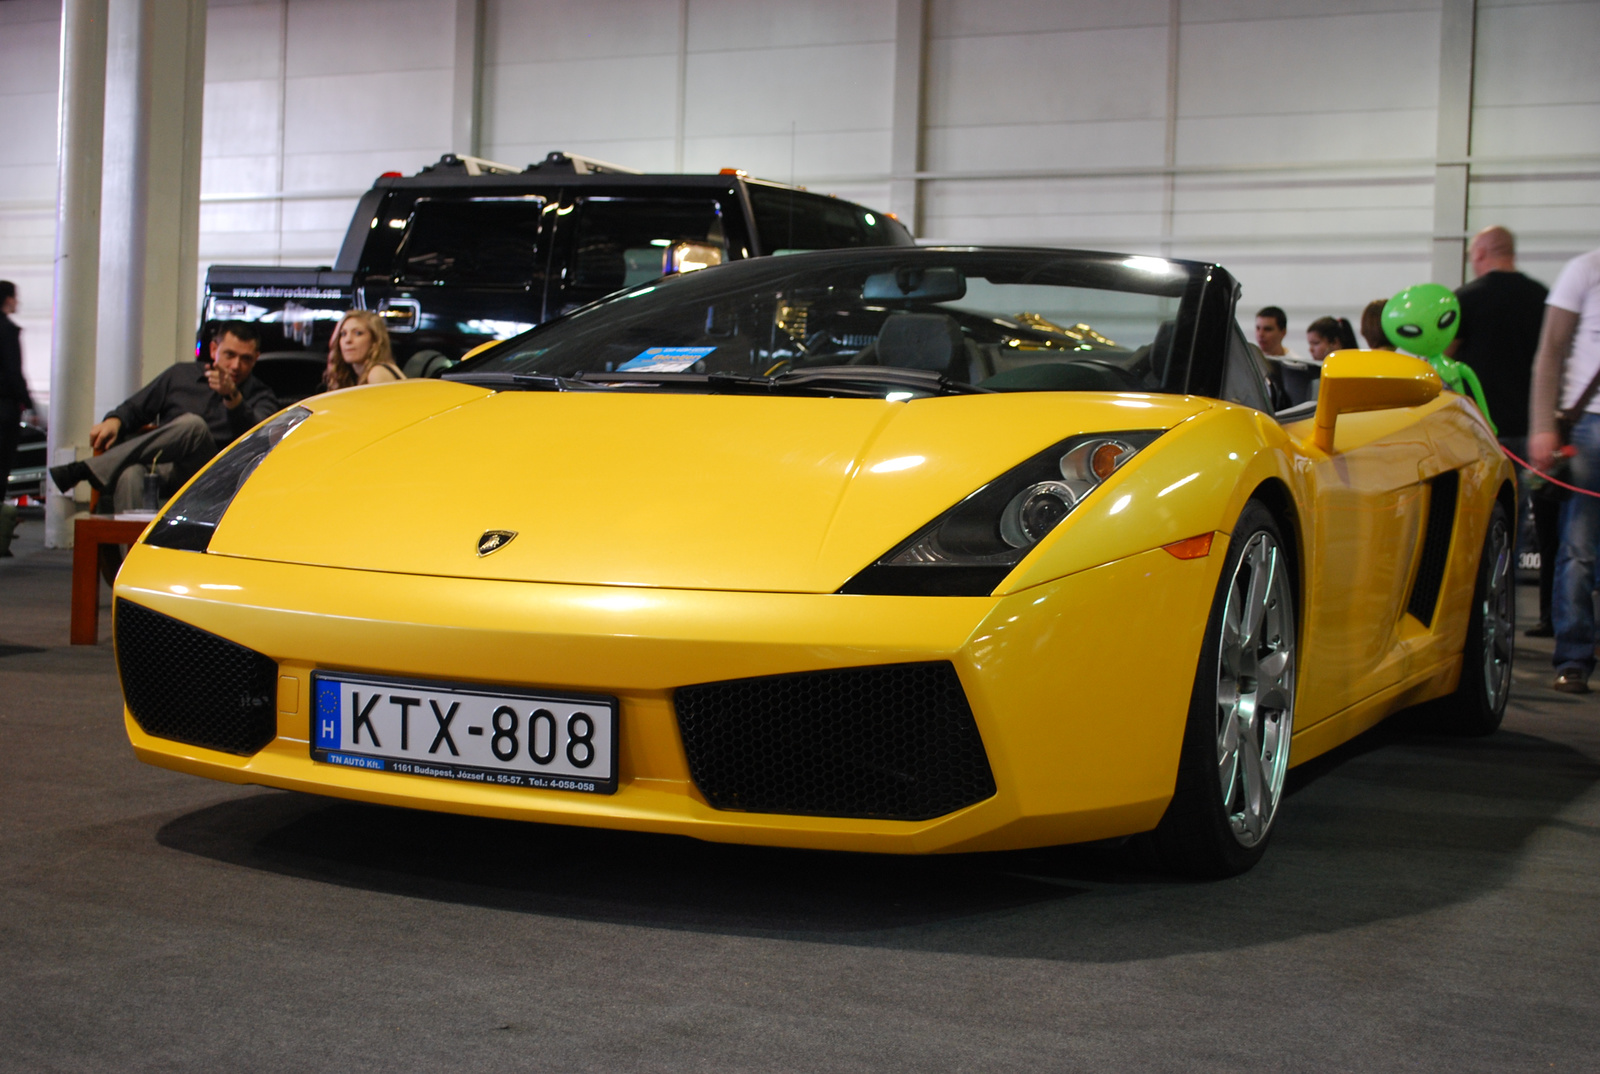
[452,248,1205,397]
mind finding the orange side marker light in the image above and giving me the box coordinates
[1163,533,1214,560]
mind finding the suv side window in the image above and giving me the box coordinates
[746,185,906,253]
[1221,323,1275,413]
[393,196,547,287]
[560,197,728,312]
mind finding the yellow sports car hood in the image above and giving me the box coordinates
[207,381,1210,593]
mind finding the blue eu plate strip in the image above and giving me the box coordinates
[314,679,342,750]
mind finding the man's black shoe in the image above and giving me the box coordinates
[49,461,100,494]
[1525,620,1554,637]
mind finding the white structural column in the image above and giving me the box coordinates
[1160,0,1181,256]
[1432,0,1477,286]
[46,0,110,549]
[96,0,207,423]
[673,0,689,172]
[888,0,926,234]
[451,0,484,157]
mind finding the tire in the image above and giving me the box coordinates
[1153,500,1297,879]
[1441,500,1513,736]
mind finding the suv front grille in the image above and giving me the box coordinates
[114,599,278,756]
[674,661,996,821]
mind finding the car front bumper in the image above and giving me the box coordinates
[114,540,1222,854]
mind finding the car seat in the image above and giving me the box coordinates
[875,313,968,382]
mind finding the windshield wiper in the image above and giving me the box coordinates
[442,371,591,391]
[768,366,989,397]
[453,367,988,398]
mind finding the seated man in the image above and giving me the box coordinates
[50,321,279,512]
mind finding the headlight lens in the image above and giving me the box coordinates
[840,430,1160,595]
[144,406,311,552]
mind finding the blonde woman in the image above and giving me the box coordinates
[323,310,404,391]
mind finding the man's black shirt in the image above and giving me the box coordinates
[1455,270,1548,438]
[105,360,279,446]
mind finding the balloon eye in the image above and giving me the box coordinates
[1438,310,1457,330]
[1397,323,1423,338]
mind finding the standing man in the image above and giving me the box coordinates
[0,281,34,498]
[1529,245,1600,692]
[49,321,278,513]
[1,281,34,555]
[1255,306,1316,405]
[1452,226,1555,633]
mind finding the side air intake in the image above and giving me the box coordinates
[674,661,996,821]
[115,599,278,756]
[1407,470,1460,627]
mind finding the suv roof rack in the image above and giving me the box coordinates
[417,153,523,176]
[524,151,643,176]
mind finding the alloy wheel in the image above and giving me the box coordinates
[1481,514,1514,712]
[1215,531,1295,848]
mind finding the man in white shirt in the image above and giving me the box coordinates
[1528,246,1600,692]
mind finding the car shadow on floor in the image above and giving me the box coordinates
[156,705,1599,962]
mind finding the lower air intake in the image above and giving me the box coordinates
[115,599,278,756]
[674,661,996,820]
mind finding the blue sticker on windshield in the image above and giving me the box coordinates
[618,347,716,372]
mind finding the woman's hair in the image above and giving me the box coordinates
[322,310,395,390]
[1308,315,1358,350]
[1360,298,1389,349]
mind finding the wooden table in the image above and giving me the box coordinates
[71,516,152,646]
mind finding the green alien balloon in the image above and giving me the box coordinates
[1381,283,1460,360]
[1381,283,1495,433]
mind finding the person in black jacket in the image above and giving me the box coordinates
[49,321,278,513]
[1,281,35,504]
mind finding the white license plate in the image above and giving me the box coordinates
[310,672,617,794]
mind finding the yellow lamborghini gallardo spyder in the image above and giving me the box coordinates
[114,248,1514,877]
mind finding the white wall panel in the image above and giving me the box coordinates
[926,27,1169,132]
[282,72,452,155]
[485,0,680,63]
[1178,11,1440,117]
[486,54,679,146]
[1468,0,1600,285]
[684,129,888,180]
[201,80,283,171]
[683,43,893,138]
[284,0,453,76]
[203,2,284,81]
[930,0,1168,37]
[689,0,892,50]
[924,119,1168,174]
[5,0,1600,414]
[0,93,58,173]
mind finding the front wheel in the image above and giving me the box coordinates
[1153,501,1297,878]
[1443,500,1513,736]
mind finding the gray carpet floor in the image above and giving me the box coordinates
[2,513,1597,1072]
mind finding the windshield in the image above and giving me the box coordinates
[451,248,1205,397]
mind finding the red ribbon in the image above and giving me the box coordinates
[1500,445,1600,499]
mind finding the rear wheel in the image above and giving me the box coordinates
[1153,501,1296,878]
[1442,500,1513,736]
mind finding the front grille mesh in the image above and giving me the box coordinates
[674,661,996,820]
[115,599,278,756]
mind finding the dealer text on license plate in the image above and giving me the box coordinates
[311,672,617,794]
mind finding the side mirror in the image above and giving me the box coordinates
[1312,349,1442,452]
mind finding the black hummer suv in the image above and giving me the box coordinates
[203,152,914,399]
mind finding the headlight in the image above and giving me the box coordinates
[840,430,1160,596]
[143,406,311,552]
